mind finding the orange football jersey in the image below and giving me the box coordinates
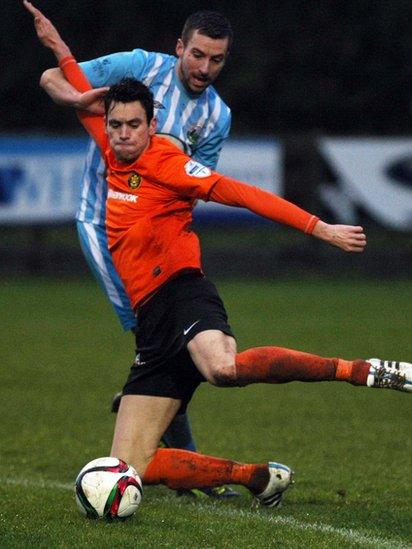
[79,114,222,307]
[105,137,222,307]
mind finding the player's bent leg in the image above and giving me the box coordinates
[158,413,240,499]
[188,333,366,388]
[234,348,412,392]
[110,391,196,449]
[188,337,411,394]
[111,393,198,454]
[110,391,241,498]
[235,347,369,385]
[187,330,238,386]
[143,449,293,507]
[110,394,181,477]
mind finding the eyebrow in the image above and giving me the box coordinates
[192,47,225,59]
[108,118,143,124]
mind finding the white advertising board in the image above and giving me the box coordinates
[319,138,412,231]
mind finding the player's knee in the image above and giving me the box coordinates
[206,362,237,387]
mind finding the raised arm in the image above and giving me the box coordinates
[24,0,105,113]
[210,177,366,253]
[23,0,70,60]
[24,0,108,150]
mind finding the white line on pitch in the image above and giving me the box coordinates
[199,506,408,548]
[2,477,409,548]
[2,476,74,491]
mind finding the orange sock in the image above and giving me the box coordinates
[336,359,370,385]
[142,448,268,492]
[235,347,370,386]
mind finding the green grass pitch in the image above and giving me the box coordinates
[0,277,411,547]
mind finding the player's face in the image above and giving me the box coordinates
[176,30,229,94]
[105,101,156,163]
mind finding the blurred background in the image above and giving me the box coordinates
[1,0,411,279]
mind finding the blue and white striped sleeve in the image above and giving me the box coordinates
[79,49,149,87]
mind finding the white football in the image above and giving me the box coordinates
[75,457,142,519]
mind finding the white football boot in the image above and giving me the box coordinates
[367,359,412,393]
[254,462,294,508]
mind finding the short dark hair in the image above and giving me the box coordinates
[181,11,233,50]
[104,78,154,122]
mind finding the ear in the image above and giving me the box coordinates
[149,117,157,136]
[175,38,184,58]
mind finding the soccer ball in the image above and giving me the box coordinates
[75,457,142,519]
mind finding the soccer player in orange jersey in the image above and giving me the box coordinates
[33,5,236,499]
[26,1,412,508]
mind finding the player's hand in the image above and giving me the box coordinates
[75,88,109,114]
[23,0,71,60]
[312,220,367,252]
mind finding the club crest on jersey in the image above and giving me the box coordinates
[128,171,141,189]
[187,125,202,146]
[184,160,211,178]
[153,100,165,110]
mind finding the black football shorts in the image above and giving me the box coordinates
[122,272,234,411]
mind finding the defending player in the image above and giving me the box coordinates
[39,9,231,333]
[27,3,412,508]
[33,3,234,496]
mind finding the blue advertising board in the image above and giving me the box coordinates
[0,136,282,225]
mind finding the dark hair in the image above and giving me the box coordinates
[181,11,233,50]
[104,78,154,122]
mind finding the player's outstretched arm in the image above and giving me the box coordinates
[209,176,366,253]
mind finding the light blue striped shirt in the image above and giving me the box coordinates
[77,49,231,224]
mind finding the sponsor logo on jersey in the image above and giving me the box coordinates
[108,189,138,203]
[128,172,142,189]
[187,125,202,146]
[184,160,211,178]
